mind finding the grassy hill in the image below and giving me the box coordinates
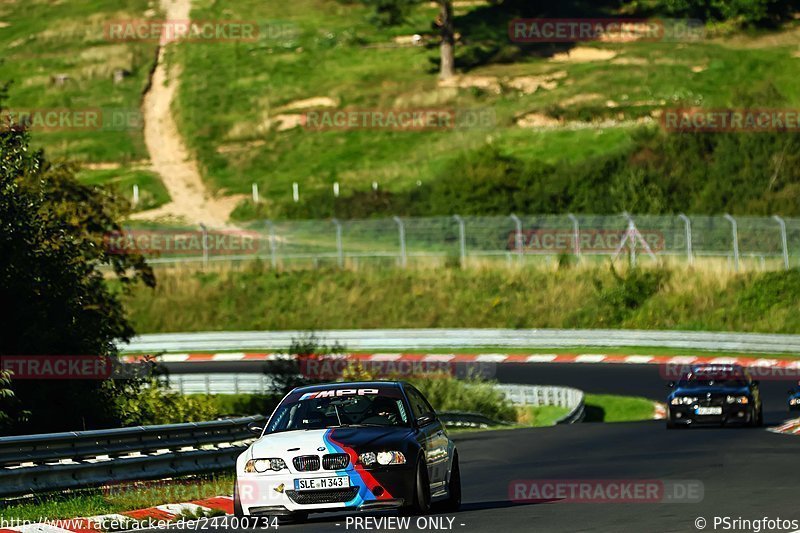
[0,0,165,209]
[3,0,800,220]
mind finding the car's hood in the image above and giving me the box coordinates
[248,426,414,459]
[671,386,750,397]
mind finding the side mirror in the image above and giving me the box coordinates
[247,423,264,435]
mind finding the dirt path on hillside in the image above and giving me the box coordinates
[130,0,241,227]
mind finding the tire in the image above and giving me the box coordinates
[233,478,244,518]
[439,453,461,512]
[409,458,431,514]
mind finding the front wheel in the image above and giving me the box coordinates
[439,453,461,511]
[753,405,764,427]
[233,478,244,518]
[409,458,431,514]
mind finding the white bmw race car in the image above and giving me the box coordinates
[234,381,461,522]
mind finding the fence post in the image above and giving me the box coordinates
[567,213,581,259]
[724,214,740,272]
[678,213,693,265]
[622,212,636,267]
[393,216,407,268]
[265,220,277,269]
[453,215,466,266]
[509,214,523,259]
[332,218,344,267]
[199,223,209,268]
[773,215,789,270]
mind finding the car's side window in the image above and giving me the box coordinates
[406,387,435,421]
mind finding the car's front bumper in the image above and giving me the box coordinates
[237,466,414,515]
[668,404,753,426]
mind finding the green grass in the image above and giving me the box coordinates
[121,263,800,334]
[77,167,170,211]
[584,394,657,422]
[0,474,232,522]
[0,0,159,164]
[517,405,571,427]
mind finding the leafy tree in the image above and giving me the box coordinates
[359,0,421,26]
[0,80,155,434]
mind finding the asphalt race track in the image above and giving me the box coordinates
[153,362,800,532]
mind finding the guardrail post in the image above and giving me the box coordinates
[453,215,466,266]
[724,214,740,272]
[199,223,209,268]
[265,220,277,269]
[509,214,523,260]
[393,216,407,268]
[567,213,581,260]
[773,215,789,270]
[332,218,344,267]
[678,213,693,265]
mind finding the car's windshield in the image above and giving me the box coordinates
[677,368,748,389]
[678,379,748,388]
[266,387,410,433]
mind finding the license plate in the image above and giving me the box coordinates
[294,476,350,491]
[695,407,722,415]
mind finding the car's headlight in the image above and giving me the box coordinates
[244,458,287,473]
[359,451,406,466]
[670,397,695,405]
[726,396,749,404]
[790,398,800,405]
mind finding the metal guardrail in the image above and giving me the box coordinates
[495,384,585,424]
[0,383,585,497]
[0,416,264,498]
[123,329,800,354]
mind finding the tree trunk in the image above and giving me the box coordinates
[438,0,455,80]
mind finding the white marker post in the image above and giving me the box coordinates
[252,183,259,203]
[333,182,340,198]
[292,182,299,202]
[132,184,139,207]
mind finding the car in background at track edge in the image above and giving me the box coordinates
[666,364,763,429]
